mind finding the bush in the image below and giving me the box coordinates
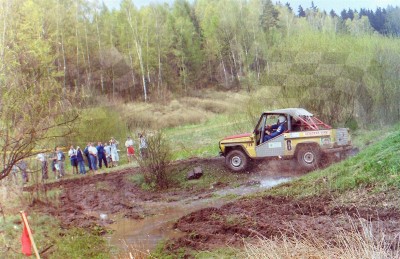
[137,131,172,189]
[72,106,128,144]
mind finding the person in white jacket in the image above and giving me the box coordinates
[110,137,119,166]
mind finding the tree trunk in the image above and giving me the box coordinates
[95,15,104,93]
[126,8,147,102]
[84,22,92,90]
[61,33,67,89]
[127,41,136,100]
[75,0,80,89]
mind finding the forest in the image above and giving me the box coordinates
[0,0,400,129]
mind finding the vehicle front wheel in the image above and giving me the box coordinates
[296,146,320,170]
[226,150,249,172]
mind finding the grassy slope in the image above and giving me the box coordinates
[266,125,400,203]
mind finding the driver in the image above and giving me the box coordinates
[263,115,287,142]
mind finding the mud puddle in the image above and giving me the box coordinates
[108,176,292,254]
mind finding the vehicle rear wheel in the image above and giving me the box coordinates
[226,150,249,172]
[296,145,320,170]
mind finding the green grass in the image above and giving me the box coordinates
[193,248,241,258]
[0,213,59,258]
[0,212,111,258]
[151,241,241,259]
[52,228,111,259]
[168,162,250,191]
[164,114,250,160]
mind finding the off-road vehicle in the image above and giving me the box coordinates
[219,108,352,172]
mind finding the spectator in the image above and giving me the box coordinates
[104,142,112,167]
[36,152,48,181]
[16,160,28,184]
[56,146,66,178]
[51,147,58,179]
[76,146,86,175]
[97,142,108,169]
[125,136,135,163]
[138,133,148,159]
[83,143,92,171]
[68,145,78,174]
[110,137,119,167]
[88,142,98,173]
[11,165,19,184]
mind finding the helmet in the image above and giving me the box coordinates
[278,115,286,123]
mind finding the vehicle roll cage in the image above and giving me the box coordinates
[293,115,332,131]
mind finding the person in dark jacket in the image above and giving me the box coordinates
[97,142,108,169]
[76,146,86,174]
[83,143,92,171]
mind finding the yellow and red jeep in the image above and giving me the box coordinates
[219,108,352,172]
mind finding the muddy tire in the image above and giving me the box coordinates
[226,150,249,172]
[296,145,320,170]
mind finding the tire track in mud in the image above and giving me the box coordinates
[169,195,400,252]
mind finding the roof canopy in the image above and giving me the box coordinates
[265,108,313,120]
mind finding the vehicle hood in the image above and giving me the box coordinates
[222,133,252,141]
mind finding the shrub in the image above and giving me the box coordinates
[137,131,172,189]
[73,106,128,144]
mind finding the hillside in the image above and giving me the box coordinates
[160,128,400,258]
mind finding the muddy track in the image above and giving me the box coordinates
[168,195,400,252]
[28,157,228,229]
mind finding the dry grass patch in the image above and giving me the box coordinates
[181,97,230,113]
[121,98,225,129]
[244,218,399,259]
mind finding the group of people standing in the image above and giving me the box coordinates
[67,137,120,175]
[12,133,148,184]
[44,134,147,180]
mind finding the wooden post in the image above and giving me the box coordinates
[20,211,41,259]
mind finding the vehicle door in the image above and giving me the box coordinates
[255,114,285,157]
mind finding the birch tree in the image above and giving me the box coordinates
[121,0,148,101]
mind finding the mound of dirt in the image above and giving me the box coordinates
[168,196,400,252]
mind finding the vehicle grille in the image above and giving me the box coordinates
[336,128,349,146]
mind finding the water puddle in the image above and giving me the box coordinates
[108,176,292,255]
[108,206,186,254]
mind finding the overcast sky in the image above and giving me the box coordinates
[102,0,399,12]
